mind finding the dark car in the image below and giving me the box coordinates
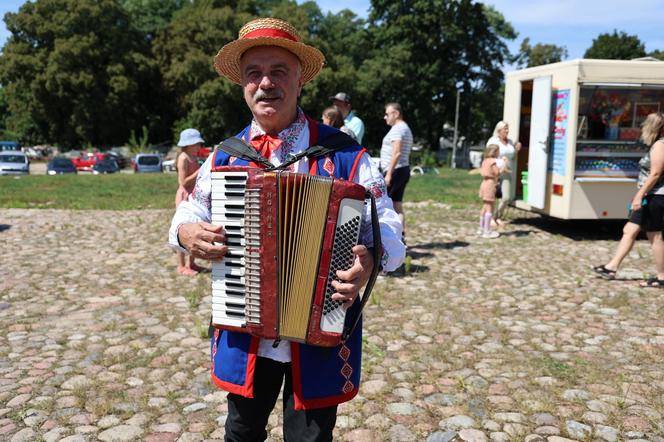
[92,159,120,174]
[47,157,77,175]
[105,151,129,169]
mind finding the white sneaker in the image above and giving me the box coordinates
[482,231,500,239]
[476,228,483,235]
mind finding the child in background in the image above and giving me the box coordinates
[175,128,204,275]
[478,144,507,239]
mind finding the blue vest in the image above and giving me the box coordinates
[210,117,367,410]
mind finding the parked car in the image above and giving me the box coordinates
[92,159,120,174]
[72,152,105,172]
[0,151,29,175]
[0,141,21,152]
[162,158,176,172]
[105,150,129,169]
[133,153,162,173]
[47,157,77,175]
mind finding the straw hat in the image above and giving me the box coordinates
[214,18,325,85]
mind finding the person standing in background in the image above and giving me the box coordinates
[174,128,204,275]
[322,105,358,141]
[486,121,522,225]
[380,102,413,242]
[629,112,664,287]
[478,144,507,239]
[330,92,365,144]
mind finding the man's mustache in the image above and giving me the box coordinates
[253,89,283,101]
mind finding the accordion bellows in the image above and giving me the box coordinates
[210,167,366,347]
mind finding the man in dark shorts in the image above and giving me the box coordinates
[379,102,413,241]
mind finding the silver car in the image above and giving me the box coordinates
[133,153,162,173]
[0,151,29,175]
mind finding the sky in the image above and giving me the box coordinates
[1,0,663,71]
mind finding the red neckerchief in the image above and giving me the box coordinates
[250,134,282,160]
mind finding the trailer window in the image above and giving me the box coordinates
[578,86,664,141]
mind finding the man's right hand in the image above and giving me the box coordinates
[178,222,228,260]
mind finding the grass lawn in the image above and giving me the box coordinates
[0,168,481,210]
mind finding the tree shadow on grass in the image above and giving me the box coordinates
[510,217,628,241]
[0,224,11,233]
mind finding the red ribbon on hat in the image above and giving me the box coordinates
[251,134,282,161]
[243,28,298,42]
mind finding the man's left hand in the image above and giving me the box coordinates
[331,245,374,307]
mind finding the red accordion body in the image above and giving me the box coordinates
[210,166,366,347]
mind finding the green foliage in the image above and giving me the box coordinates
[0,0,518,153]
[0,174,177,210]
[361,0,514,150]
[515,37,568,67]
[120,0,186,38]
[0,0,166,148]
[648,50,664,61]
[584,29,646,60]
[128,125,150,153]
[0,167,482,210]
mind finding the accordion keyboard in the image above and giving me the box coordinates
[211,171,255,328]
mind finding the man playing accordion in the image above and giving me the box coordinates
[168,17,405,441]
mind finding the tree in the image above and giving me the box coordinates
[120,0,186,40]
[584,30,646,60]
[358,0,516,151]
[0,0,161,148]
[515,37,567,67]
[648,50,664,61]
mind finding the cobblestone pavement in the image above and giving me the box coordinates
[1,204,664,442]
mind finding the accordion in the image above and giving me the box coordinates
[210,166,379,347]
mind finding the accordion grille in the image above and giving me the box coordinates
[278,174,332,341]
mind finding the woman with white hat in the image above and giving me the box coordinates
[175,128,204,275]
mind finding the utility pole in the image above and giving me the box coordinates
[451,87,462,169]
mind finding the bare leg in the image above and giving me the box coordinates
[495,177,513,222]
[393,201,405,239]
[646,231,664,280]
[604,222,640,271]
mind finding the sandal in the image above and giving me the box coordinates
[640,277,664,288]
[177,266,198,276]
[591,265,616,280]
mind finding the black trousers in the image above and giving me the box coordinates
[224,356,338,442]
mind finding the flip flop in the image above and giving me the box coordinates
[640,277,664,288]
[591,265,616,280]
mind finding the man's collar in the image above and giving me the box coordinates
[250,108,306,140]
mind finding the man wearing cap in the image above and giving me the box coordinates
[168,18,404,441]
[330,92,365,144]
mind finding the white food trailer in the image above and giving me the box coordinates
[503,58,664,219]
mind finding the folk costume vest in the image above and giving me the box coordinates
[210,116,368,410]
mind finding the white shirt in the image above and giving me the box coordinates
[486,136,516,162]
[380,121,413,171]
[169,120,405,363]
